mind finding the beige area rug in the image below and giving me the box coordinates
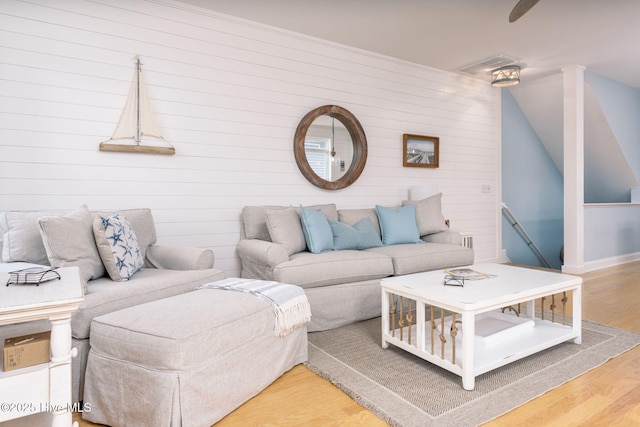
[306,317,640,427]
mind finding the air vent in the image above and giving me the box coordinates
[458,54,520,75]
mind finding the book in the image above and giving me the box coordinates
[6,267,61,286]
[444,267,495,281]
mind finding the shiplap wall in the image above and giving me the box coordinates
[0,0,500,276]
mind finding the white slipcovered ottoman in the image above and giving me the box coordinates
[82,287,308,427]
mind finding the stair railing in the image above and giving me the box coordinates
[501,203,553,269]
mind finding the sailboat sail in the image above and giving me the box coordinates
[100,56,175,155]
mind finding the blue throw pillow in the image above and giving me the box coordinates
[300,206,334,253]
[328,218,384,250]
[375,205,422,245]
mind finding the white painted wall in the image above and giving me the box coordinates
[501,90,564,270]
[584,204,640,270]
[0,0,500,276]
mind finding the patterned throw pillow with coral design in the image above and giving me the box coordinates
[93,213,144,281]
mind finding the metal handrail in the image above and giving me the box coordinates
[502,203,552,268]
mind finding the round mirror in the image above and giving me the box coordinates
[294,105,367,190]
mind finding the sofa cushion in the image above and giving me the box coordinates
[89,289,274,370]
[264,204,340,256]
[242,205,288,241]
[366,242,474,276]
[299,204,339,221]
[300,206,333,253]
[72,267,225,339]
[328,218,383,250]
[376,205,422,245]
[243,204,339,242]
[402,193,449,236]
[1,208,157,266]
[93,213,144,281]
[145,245,215,270]
[423,230,462,245]
[337,208,381,237]
[98,208,157,261]
[38,205,105,285]
[274,250,393,289]
[265,207,307,255]
[0,210,67,264]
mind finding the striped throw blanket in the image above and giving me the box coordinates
[196,278,311,337]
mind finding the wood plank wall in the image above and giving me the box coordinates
[0,0,500,276]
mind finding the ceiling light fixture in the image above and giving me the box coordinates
[491,65,521,87]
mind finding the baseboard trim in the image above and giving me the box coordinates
[564,252,640,274]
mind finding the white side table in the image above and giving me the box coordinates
[0,266,84,427]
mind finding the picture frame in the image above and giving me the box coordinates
[403,134,439,168]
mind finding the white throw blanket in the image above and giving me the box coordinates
[196,278,311,337]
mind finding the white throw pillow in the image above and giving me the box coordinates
[93,213,144,281]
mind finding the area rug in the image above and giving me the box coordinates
[306,317,640,427]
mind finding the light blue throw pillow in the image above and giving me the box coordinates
[328,218,384,250]
[375,205,422,245]
[300,206,334,253]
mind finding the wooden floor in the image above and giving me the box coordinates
[74,262,640,427]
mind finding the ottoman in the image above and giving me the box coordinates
[82,288,308,427]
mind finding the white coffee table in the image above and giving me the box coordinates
[380,263,582,390]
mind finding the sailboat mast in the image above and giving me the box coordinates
[135,56,141,144]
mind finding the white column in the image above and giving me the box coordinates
[562,65,585,274]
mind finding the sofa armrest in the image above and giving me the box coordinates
[422,230,462,245]
[238,239,290,268]
[237,239,290,281]
[145,245,215,270]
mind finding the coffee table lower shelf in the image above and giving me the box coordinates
[383,315,578,385]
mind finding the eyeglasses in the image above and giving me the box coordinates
[443,275,464,287]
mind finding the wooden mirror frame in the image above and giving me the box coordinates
[294,105,368,190]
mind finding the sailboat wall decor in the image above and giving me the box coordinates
[100,56,175,155]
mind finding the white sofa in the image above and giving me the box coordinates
[238,193,474,332]
[0,206,225,402]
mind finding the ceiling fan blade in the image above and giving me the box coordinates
[509,0,540,23]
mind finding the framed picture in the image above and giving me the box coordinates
[403,134,439,168]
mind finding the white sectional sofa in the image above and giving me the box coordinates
[0,206,225,402]
[238,193,474,332]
